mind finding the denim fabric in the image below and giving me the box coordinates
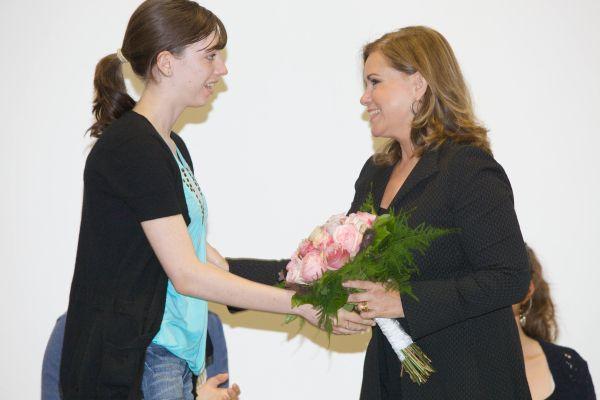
[142,342,194,400]
[206,311,229,387]
[42,312,229,399]
[41,313,67,400]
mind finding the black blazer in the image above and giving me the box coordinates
[351,141,531,399]
[229,141,531,400]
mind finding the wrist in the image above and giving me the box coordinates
[293,303,312,318]
[396,292,404,318]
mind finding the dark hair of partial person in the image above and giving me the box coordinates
[87,0,227,138]
[363,26,490,165]
[520,245,558,342]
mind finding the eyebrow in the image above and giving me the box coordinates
[365,73,381,80]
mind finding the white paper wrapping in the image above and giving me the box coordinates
[375,317,413,361]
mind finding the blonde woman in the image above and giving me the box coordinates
[229,26,532,399]
[342,26,531,399]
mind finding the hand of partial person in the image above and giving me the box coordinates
[344,280,404,319]
[196,373,241,400]
[206,243,229,271]
[297,304,375,335]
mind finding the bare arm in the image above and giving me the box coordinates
[142,215,301,315]
[141,215,373,333]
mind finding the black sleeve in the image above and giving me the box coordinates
[581,359,597,399]
[226,258,287,285]
[225,258,289,313]
[225,157,375,312]
[401,146,531,339]
[91,136,181,222]
[348,156,375,214]
[569,350,596,399]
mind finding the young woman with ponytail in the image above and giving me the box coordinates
[513,246,596,399]
[60,1,372,399]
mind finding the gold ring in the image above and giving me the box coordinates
[358,302,370,313]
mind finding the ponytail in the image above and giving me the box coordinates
[87,53,135,138]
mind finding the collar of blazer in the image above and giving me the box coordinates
[373,144,441,210]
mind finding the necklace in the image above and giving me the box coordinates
[176,152,207,223]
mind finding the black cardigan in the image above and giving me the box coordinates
[540,340,596,399]
[228,141,532,399]
[60,112,194,400]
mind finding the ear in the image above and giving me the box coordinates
[411,71,428,100]
[523,280,535,303]
[155,50,174,77]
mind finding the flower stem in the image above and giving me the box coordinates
[400,344,435,385]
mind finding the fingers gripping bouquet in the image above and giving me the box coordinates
[282,195,450,384]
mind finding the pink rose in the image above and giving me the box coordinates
[346,215,368,234]
[356,211,376,227]
[285,255,305,284]
[301,251,328,283]
[346,212,376,234]
[333,224,362,257]
[326,213,347,226]
[324,214,347,235]
[325,243,350,270]
[298,239,316,258]
[309,226,333,250]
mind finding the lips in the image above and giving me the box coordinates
[203,81,218,92]
[367,108,381,121]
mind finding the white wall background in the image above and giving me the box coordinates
[1,0,599,398]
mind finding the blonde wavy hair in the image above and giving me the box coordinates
[363,26,491,165]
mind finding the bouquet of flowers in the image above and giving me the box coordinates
[282,195,450,384]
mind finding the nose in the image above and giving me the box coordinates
[215,54,228,77]
[360,88,371,106]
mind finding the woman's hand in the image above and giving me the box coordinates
[207,243,229,271]
[196,373,241,400]
[297,304,375,334]
[344,281,404,319]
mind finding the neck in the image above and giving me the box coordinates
[133,84,184,143]
[514,315,537,353]
[397,137,416,160]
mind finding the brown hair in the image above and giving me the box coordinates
[520,245,558,342]
[88,0,227,138]
[363,26,490,165]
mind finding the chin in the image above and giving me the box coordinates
[370,129,388,138]
[189,97,209,108]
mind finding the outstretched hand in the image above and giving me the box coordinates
[196,373,241,400]
[344,280,404,319]
[298,304,375,335]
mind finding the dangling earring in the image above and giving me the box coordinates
[410,99,421,116]
[519,298,533,327]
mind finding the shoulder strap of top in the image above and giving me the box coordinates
[172,133,194,172]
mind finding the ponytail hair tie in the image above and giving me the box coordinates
[116,49,128,64]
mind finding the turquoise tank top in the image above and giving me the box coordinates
[152,147,208,375]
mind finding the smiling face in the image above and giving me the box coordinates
[360,51,424,141]
[170,32,228,108]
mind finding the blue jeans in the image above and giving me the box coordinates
[42,313,67,400]
[41,312,229,399]
[142,343,194,400]
[206,311,229,387]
